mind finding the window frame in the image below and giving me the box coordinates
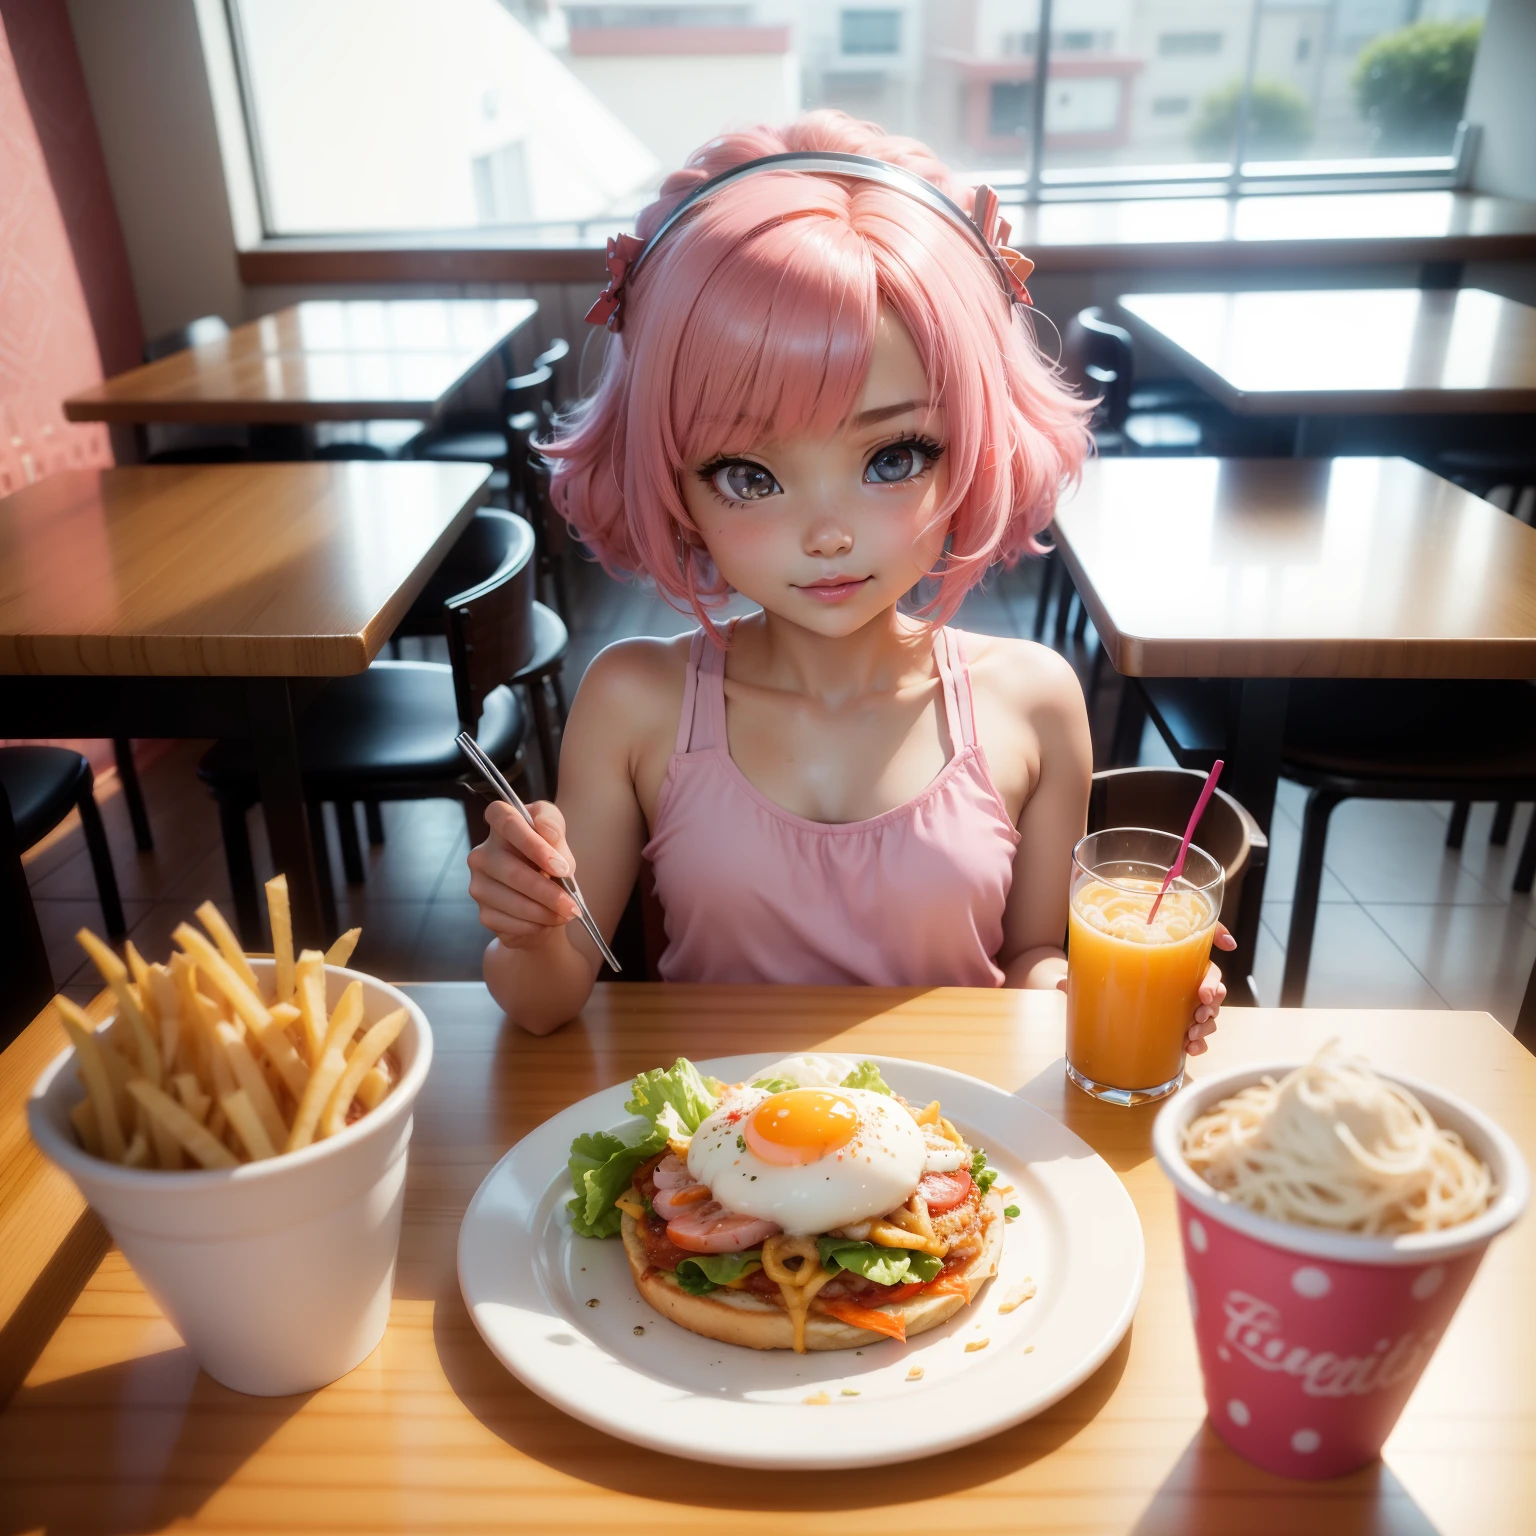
[222,0,1483,245]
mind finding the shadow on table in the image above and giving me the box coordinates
[1015,1055,1162,1176]
[1127,1421,1442,1536]
[0,1346,313,1535]
[434,1280,1133,1507]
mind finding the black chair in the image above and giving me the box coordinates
[1131,677,1536,1006]
[392,509,569,793]
[409,361,555,507]
[1517,950,1535,1052]
[138,316,250,465]
[531,337,570,418]
[111,738,153,852]
[1061,308,1206,457]
[198,513,538,943]
[1087,766,1267,1007]
[1,747,126,939]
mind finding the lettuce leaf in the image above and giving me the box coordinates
[565,1128,663,1239]
[751,1077,797,1094]
[970,1146,998,1197]
[816,1238,944,1287]
[839,1060,892,1095]
[625,1057,720,1136]
[673,1250,763,1295]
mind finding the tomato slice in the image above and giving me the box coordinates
[815,1296,907,1342]
[918,1168,974,1215]
[666,1203,781,1253]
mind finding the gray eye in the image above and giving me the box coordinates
[865,444,926,484]
[714,462,780,502]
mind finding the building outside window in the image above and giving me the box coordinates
[227,0,1494,240]
[840,9,902,56]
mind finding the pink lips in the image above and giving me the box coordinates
[795,576,871,603]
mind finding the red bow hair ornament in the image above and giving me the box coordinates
[585,233,646,332]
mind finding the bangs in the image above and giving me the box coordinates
[639,189,880,467]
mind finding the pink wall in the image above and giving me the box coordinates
[0,0,142,495]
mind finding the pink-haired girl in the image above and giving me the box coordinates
[467,112,1232,1038]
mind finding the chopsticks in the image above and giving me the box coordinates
[454,732,622,973]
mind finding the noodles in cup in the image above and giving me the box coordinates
[1180,1043,1493,1235]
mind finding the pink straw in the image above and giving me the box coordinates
[1146,759,1224,925]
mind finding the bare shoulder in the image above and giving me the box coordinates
[959,631,1087,731]
[566,633,693,767]
[575,633,691,710]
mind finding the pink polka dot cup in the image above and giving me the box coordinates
[1153,1062,1528,1480]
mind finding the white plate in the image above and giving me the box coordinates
[457,1054,1144,1469]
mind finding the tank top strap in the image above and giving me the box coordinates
[935,627,978,752]
[678,626,729,754]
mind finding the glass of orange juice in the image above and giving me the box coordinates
[1066,828,1224,1107]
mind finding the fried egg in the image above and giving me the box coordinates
[687,1085,926,1234]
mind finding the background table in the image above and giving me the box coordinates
[1,982,1531,1534]
[0,462,489,997]
[1115,288,1536,455]
[62,299,538,454]
[1050,455,1536,994]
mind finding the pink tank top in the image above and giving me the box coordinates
[643,625,1021,987]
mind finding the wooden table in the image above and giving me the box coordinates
[0,462,489,999]
[1,982,1531,1533]
[1115,288,1536,454]
[62,299,538,453]
[1050,455,1536,992]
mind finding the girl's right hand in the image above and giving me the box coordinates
[467,800,582,950]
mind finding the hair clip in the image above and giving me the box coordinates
[971,184,1034,308]
[584,233,646,332]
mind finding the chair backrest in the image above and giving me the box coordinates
[503,363,552,422]
[442,510,537,731]
[532,337,569,420]
[1088,766,1266,925]
[143,315,230,364]
[1060,307,1133,432]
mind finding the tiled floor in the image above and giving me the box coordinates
[23,552,1535,1032]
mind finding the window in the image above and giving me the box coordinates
[988,82,1034,141]
[226,0,1495,239]
[840,9,900,57]
[1159,32,1224,58]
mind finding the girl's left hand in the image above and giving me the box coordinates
[1186,923,1237,1056]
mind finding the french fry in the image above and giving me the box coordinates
[324,928,361,969]
[169,953,206,1077]
[294,951,328,1064]
[127,1080,238,1170]
[266,875,295,1003]
[286,982,364,1152]
[148,965,181,1075]
[212,1023,288,1151]
[207,1103,228,1143]
[320,1008,406,1138]
[195,900,260,995]
[93,1034,138,1129]
[172,924,272,1035]
[123,1131,151,1168]
[57,1001,127,1162]
[76,929,161,1086]
[355,1065,391,1112]
[172,1072,211,1124]
[124,939,151,996]
[254,1003,310,1099]
[220,1089,278,1161]
[145,1097,182,1170]
[70,1097,102,1158]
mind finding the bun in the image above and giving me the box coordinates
[620,1191,1005,1351]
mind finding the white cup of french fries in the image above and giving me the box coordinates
[26,876,434,1397]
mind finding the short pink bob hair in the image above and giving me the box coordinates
[545,111,1093,634]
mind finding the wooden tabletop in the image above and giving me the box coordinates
[0,463,488,677]
[1052,456,1536,679]
[1116,287,1536,415]
[63,299,537,425]
[1,981,1531,1534]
